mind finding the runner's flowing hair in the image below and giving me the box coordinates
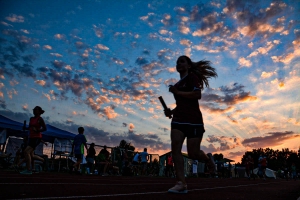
[181,55,218,90]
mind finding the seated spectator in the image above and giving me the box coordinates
[98,145,110,176]
[86,143,96,173]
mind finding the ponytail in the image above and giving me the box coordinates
[180,55,218,89]
[190,60,218,89]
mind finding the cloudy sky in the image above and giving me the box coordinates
[0,0,299,162]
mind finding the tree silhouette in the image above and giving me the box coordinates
[241,147,300,171]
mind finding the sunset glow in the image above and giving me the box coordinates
[0,0,299,162]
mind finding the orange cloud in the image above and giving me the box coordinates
[242,131,300,148]
[103,106,118,119]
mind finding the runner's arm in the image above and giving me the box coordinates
[169,86,201,99]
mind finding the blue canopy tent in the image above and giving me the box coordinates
[44,124,76,143]
[0,115,76,143]
[0,115,26,139]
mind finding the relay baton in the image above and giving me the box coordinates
[158,96,172,119]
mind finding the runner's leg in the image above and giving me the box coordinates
[187,138,215,174]
[171,129,185,184]
[24,146,33,171]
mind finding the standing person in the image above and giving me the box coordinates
[221,163,225,178]
[163,55,217,193]
[20,106,47,175]
[245,157,250,179]
[247,155,255,180]
[165,153,175,177]
[132,152,140,176]
[291,163,297,180]
[282,161,289,180]
[140,148,149,176]
[258,154,267,180]
[228,162,232,178]
[234,164,238,178]
[71,127,88,174]
[86,143,96,174]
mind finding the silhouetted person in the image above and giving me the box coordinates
[228,162,232,178]
[258,154,267,180]
[234,164,238,178]
[20,106,47,175]
[140,148,149,176]
[282,161,289,180]
[246,155,255,180]
[165,153,175,177]
[99,145,110,176]
[86,143,96,173]
[164,55,218,193]
[71,127,88,174]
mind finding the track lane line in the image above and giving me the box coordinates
[6,180,286,200]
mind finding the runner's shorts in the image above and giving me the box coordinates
[75,154,83,160]
[171,123,205,139]
[28,138,41,149]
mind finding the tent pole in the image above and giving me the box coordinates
[51,143,54,159]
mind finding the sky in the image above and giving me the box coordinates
[0,0,299,162]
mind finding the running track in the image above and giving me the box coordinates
[1,171,300,200]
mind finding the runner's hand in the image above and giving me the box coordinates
[164,108,172,118]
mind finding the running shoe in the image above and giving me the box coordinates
[20,170,32,175]
[168,181,187,194]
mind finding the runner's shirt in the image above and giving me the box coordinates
[171,73,203,125]
[29,117,42,138]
